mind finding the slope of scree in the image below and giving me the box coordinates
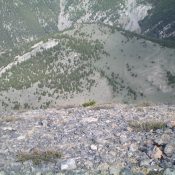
[0,104,175,174]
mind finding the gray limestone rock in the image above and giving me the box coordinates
[154,134,171,145]
[164,144,175,157]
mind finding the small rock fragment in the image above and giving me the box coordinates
[84,160,93,169]
[120,168,133,175]
[152,146,163,159]
[97,163,109,171]
[164,168,175,175]
[164,144,175,157]
[61,159,77,171]
[2,127,14,131]
[17,136,25,140]
[129,143,138,152]
[154,134,171,145]
[167,121,175,128]
[120,135,128,144]
[140,159,152,167]
[90,144,98,151]
[0,171,6,175]
[35,173,42,175]
[41,120,48,127]
[45,172,53,175]
[109,166,121,175]
[82,117,98,123]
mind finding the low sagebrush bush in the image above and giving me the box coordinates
[82,100,96,107]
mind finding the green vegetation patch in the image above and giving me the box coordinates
[147,170,164,175]
[167,71,175,85]
[0,35,104,92]
[82,100,96,107]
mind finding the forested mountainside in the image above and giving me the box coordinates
[140,0,175,40]
[0,0,175,51]
[0,24,175,110]
[0,0,60,50]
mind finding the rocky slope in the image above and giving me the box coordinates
[0,104,175,174]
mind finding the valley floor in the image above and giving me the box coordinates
[0,104,175,175]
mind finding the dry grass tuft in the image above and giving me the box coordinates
[0,116,20,123]
[128,120,166,132]
[90,104,114,110]
[136,101,152,107]
[17,148,62,165]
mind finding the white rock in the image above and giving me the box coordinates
[82,117,98,123]
[119,134,128,144]
[0,171,5,175]
[164,168,175,175]
[17,136,25,140]
[61,159,77,170]
[2,127,14,131]
[35,173,42,175]
[90,144,98,151]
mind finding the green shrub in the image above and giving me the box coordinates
[147,170,164,175]
[82,100,96,107]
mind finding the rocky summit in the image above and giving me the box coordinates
[0,103,175,175]
[1,1,175,174]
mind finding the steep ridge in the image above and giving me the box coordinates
[0,24,175,111]
[57,0,152,33]
[1,0,174,52]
